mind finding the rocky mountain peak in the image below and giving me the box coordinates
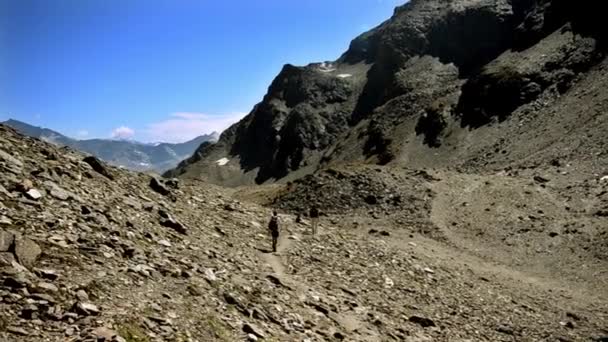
[167,0,607,188]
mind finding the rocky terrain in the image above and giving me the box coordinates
[2,0,608,341]
[3,122,606,341]
[3,119,218,173]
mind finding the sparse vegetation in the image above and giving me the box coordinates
[203,314,233,342]
[117,322,150,342]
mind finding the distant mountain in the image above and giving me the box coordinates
[2,119,218,173]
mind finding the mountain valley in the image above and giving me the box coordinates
[1,0,607,341]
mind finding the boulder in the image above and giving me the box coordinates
[409,315,436,328]
[242,323,265,339]
[0,230,15,252]
[25,189,43,201]
[35,282,59,293]
[165,178,179,189]
[0,215,12,225]
[83,156,114,180]
[44,181,74,201]
[72,302,100,316]
[0,149,24,168]
[14,237,42,269]
[150,177,171,196]
[159,217,188,235]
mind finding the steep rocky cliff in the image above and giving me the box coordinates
[166,0,607,186]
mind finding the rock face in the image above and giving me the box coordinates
[166,0,608,186]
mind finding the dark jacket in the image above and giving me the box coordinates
[310,207,319,218]
[268,216,279,235]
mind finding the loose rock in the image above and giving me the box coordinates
[14,237,41,269]
[150,177,171,196]
[0,230,15,251]
[83,156,114,180]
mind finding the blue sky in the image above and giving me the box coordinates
[0,0,404,142]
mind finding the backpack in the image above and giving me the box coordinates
[268,216,279,233]
[310,207,319,218]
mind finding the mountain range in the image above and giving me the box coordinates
[2,119,218,173]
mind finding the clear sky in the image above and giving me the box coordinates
[0,0,404,143]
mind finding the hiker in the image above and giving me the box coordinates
[268,211,280,252]
[309,205,320,235]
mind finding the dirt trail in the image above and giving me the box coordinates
[257,222,377,340]
[259,230,293,277]
[428,170,608,306]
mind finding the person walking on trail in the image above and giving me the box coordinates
[268,211,280,252]
[309,205,320,235]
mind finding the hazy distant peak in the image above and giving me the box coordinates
[2,119,216,173]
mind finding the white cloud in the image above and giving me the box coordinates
[144,112,247,143]
[111,126,135,140]
[76,130,89,138]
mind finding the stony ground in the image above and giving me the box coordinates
[1,124,607,341]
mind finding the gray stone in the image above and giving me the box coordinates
[30,293,56,303]
[0,184,13,198]
[36,282,59,293]
[0,230,15,251]
[204,268,217,282]
[0,252,16,267]
[35,269,59,281]
[7,326,30,336]
[73,302,100,316]
[76,289,89,301]
[242,323,265,339]
[47,183,71,200]
[0,149,24,168]
[82,156,114,180]
[158,239,172,247]
[14,237,42,269]
[159,217,188,235]
[409,315,436,328]
[25,189,43,200]
[150,177,170,196]
[123,197,142,210]
[65,327,75,336]
[0,216,12,225]
[3,274,30,288]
